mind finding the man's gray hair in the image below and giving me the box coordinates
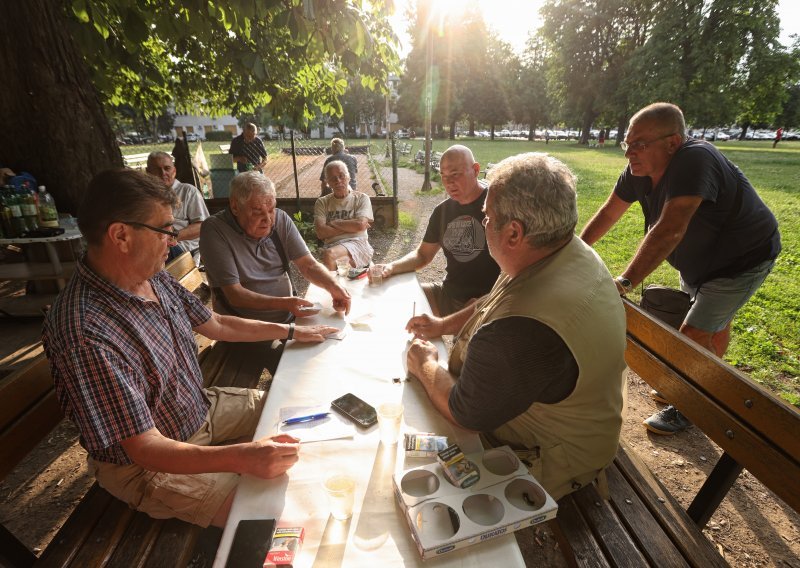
[324,160,350,179]
[331,137,345,153]
[244,122,258,133]
[229,171,276,206]
[630,102,687,142]
[487,153,578,249]
[146,151,173,171]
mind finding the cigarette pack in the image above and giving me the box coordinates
[437,444,480,488]
[404,432,449,458]
[263,526,304,568]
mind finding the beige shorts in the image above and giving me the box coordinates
[422,282,469,317]
[90,387,266,527]
[326,237,374,268]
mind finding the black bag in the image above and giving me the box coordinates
[639,285,692,330]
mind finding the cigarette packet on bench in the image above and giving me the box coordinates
[264,526,304,568]
[437,444,480,488]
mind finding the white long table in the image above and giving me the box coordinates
[213,272,524,567]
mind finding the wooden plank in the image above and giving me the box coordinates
[166,252,196,281]
[603,462,690,567]
[0,391,63,480]
[0,294,57,318]
[570,480,653,567]
[37,485,115,568]
[0,261,76,281]
[551,495,612,568]
[614,443,730,568]
[0,522,36,568]
[142,518,200,568]
[0,355,51,428]
[67,498,136,567]
[624,300,800,460]
[625,338,800,512]
[106,513,163,568]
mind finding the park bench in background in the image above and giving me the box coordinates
[0,252,273,568]
[481,162,496,179]
[122,153,150,170]
[398,142,412,156]
[550,299,799,567]
[218,144,230,153]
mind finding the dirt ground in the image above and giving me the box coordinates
[1,160,797,566]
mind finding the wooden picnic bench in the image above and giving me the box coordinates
[397,142,412,156]
[122,153,150,170]
[413,150,443,172]
[549,298,800,566]
[480,162,496,179]
[0,252,275,568]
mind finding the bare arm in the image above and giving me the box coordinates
[406,340,470,429]
[121,428,300,479]
[315,216,370,240]
[194,312,336,343]
[621,195,703,287]
[406,301,478,339]
[177,221,201,243]
[294,254,352,314]
[580,193,632,246]
[381,241,440,278]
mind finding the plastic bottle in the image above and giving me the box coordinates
[7,191,27,236]
[20,189,39,231]
[37,186,59,228]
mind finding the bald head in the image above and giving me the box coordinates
[441,144,476,166]
[439,145,482,205]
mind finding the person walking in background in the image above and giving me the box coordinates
[773,127,783,148]
[580,102,781,436]
[598,129,606,148]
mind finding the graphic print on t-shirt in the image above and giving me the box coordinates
[442,215,486,262]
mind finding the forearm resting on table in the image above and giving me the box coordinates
[177,222,201,242]
[196,312,289,342]
[415,361,462,428]
[389,243,437,275]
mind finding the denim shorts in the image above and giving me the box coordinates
[681,258,775,333]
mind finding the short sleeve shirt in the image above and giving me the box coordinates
[229,134,268,173]
[614,139,780,285]
[313,191,373,246]
[200,208,310,321]
[170,180,209,253]
[423,184,500,301]
[42,258,213,464]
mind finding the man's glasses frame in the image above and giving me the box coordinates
[621,132,677,153]
[120,221,179,240]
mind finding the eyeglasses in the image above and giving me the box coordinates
[121,221,179,241]
[620,133,677,153]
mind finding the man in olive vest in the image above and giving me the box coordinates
[406,152,627,500]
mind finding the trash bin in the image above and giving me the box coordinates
[209,154,235,198]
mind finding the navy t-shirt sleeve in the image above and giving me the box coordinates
[448,317,578,432]
[613,167,638,203]
[228,136,242,155]
[663,146,719,202]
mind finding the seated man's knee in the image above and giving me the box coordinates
[321,248,337,270]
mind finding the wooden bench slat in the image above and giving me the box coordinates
[625,337,800,512]
[106,513,163,568]
[624,301,800,460]
[549,496,613,567]
[165,252,197,281]
[37,485,115,567]
[603,463,691,567]
[0,356,52,428]
[570,479,655,567]
[141,518,201,568]
[67,498,136,567]
[613,443,729,568]
[0,391,62,480]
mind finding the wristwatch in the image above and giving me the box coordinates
[615,276,633,294]
[286,322,295,341]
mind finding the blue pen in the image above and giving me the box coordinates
[282,412,330,426]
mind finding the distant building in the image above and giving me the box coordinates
[172,113,240,140]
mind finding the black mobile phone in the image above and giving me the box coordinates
[225,518,276,568]
[331,393,378,428]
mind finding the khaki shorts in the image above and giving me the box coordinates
[90,387,266,527]
[422,282,469,317]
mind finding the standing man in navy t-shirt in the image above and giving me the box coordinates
[581,102,781,436]
[376,145,500,316]
[229,123,268,173]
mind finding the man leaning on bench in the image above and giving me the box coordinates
[33,102,787,566]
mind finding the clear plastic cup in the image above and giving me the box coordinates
[336,257,350,277]
[368,265,384,286]
[323,473,356,520]
[377,402,404,445]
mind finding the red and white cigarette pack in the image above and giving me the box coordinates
[263,526,304,568]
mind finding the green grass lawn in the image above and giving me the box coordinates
[124,138,799,405]
[410,138,799,406]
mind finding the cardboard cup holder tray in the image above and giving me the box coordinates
[392,446,558,559]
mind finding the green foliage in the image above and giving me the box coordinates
[292,211,318,252]
[66,0,400,124]
[204,130,232,142]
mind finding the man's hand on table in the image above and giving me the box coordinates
[330,284,351,315]
[406,338,439,383]
[294,324,339,342]
[375,263,394,279]
[406,314,445,339]
[285,297,321,317]
[241,434,301,479]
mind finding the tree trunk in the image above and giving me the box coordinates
[528,125,534,141]
[0,0,122,215]
[469,120,475,137]
[449,119,456,140]
[739,123,751,141]
[616,118,626,145]
[579,109,595,145]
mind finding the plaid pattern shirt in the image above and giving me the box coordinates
[229,134,267,173]
[42,256,213,464]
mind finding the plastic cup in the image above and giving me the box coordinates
[336,257,350,277]
[323,473,356,520]
[368,265,384,286]
[377,402,404,445]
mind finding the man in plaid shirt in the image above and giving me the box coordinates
[42,169,337,528]
[229,123,268,173]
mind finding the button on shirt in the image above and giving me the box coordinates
[42,257,213,464]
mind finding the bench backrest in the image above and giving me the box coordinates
[0,355,61,480]
[123,153,150,169]
[166,251,204,293]
[623,299,800,512]
[219,144,230,153]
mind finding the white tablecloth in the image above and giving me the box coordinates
[213,272,524,567]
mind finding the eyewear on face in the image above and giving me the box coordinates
[621,133,677,153]
[121,221,179,240]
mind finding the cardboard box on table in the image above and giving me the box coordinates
[392,446,558,560]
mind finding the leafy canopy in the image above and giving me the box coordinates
[68,0,401,122]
